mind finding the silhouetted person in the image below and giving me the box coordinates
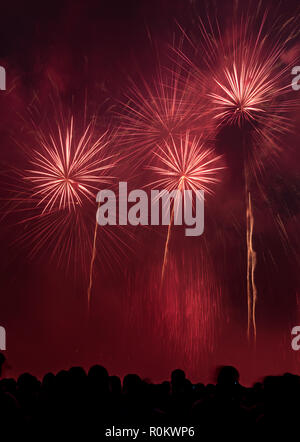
[0,360,300,434]
[123,373,142,397]
[170,369,193,421]
[171,369,186,395]
[87,364,112,424]
[122,374,147,422]
[88,364,109,395]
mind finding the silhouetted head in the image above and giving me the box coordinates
[123,374,142,396]
[69,366,87,392]
[194,382,205,396]
[88,364,108,380]
[55,369,69,393]
[109,375,121,395]
[171,369,185,386]
[42,372,55,391]
[17,373,40,394]
[171,369,187,395]
[69,366,86,380]
[0,378,16,395]
[88,365,109,394]
[217,366,240,387]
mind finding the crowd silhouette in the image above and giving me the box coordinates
[0,353,299,437]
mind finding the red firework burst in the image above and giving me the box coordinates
[26,116,114,213]
[119,65,208,166]
[8,112,121,272]
[209,17,296,135]
[175,8,299,153]
[149,131,223,194]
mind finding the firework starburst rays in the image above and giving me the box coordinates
[209,47,293,132]
[210,62,273,125]
[176,9,299,151]
[26,117,114,214]
[149,132,223,195]
[119,66,205,167]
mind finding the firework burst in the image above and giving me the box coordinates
[208,20,297,158]
[150,131,222,193]
[148,131,223,282]
[26,116,113,213]
[176,8,299,166]
[119,66,208,166]
[20,114,120,309]
[176,7,299,342]
[8,112,119,280]
[210,60,281,127]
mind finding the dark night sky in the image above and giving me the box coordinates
[0,0,300,384]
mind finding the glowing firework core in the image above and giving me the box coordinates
[210,62,274,126]
[26,117,111,214]
[150,132,223,194]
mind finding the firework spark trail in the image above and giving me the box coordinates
[87,203,100,312]
[161,205,174,285]
[243,143,258,343]
[161,177,184,285]
[149,131,223,283]
[248,193,257,341]
[247,192,257,343]
[245,163,257,341]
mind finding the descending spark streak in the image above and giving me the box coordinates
[161,196,175,285]
[87,204,100,312]
[244,163,251,339]
[161,176,186,285]
[245,162,257,340]
[246,191,257,341]
[161,208,173,284]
